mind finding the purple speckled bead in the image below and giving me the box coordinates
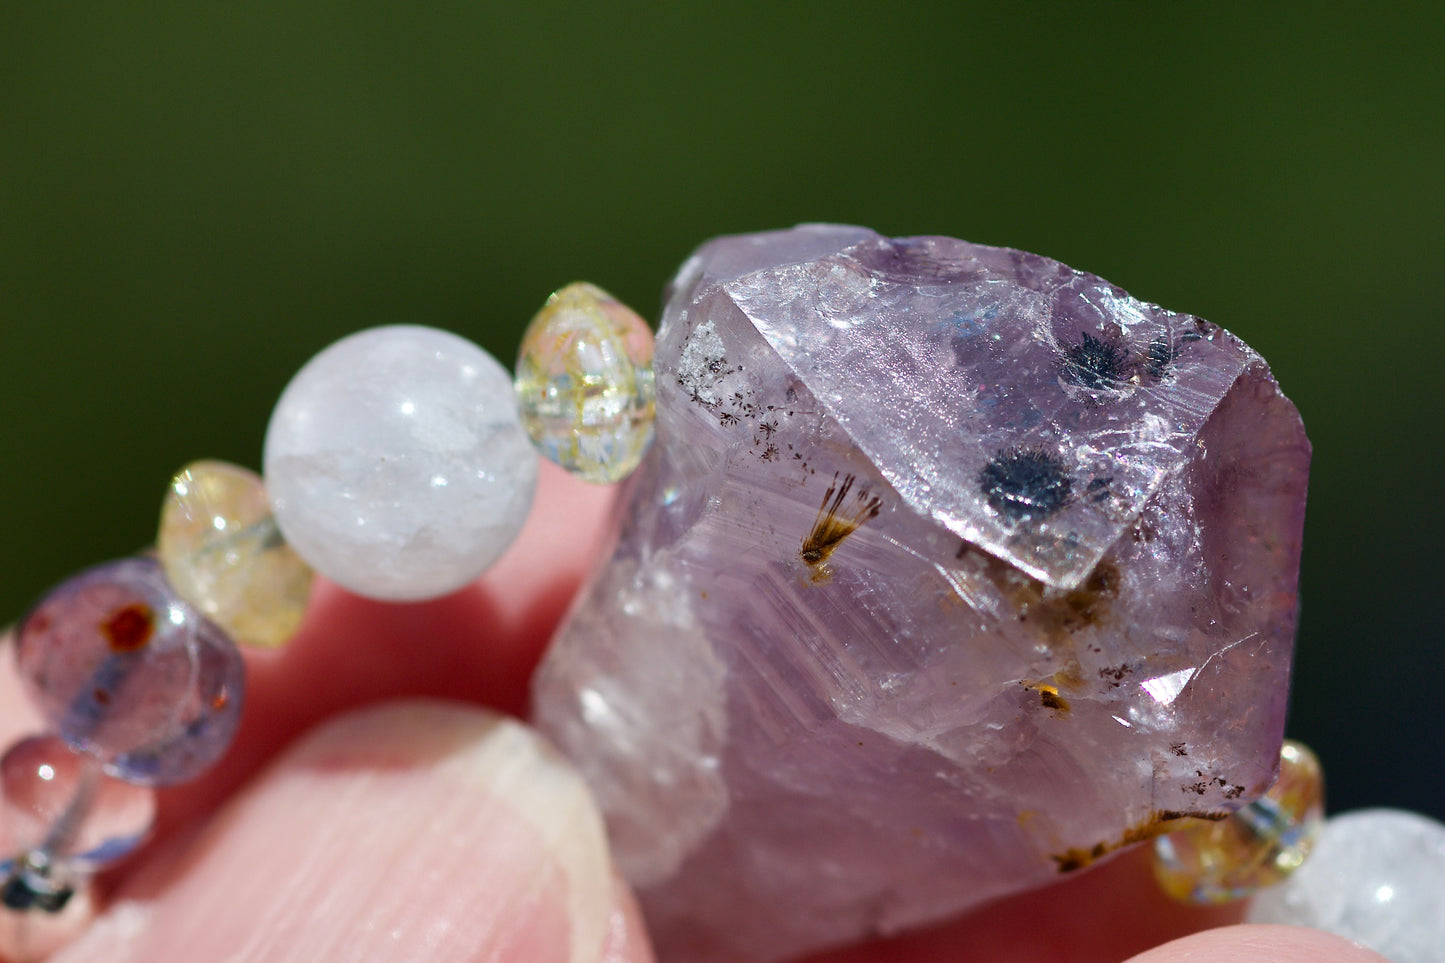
[15,558,245,787]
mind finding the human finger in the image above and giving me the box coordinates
[51,701,653,963]
[157,458,618,835]
[798,845,1242,962]
[1122,923,1387,963]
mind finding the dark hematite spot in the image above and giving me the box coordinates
[1085,476,1113,503]
[1145,336,1176,380]
[1062,331,1130,389]
[978,447,1073,520]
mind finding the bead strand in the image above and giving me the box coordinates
[2,556,243,959]
[1,282,656,959]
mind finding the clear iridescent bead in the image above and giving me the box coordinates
[1153,739,1324,903]
[158,459,313,649]
[515,282,656,483]
[14,557,245,786]
[0,734,155,873]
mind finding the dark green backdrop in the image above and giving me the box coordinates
[2,4,1441,819]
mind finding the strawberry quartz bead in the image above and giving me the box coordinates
[14,557,245,786]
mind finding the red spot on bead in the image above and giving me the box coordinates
[93,688,112,706]
[102,604,155,653]
[211,690,229,711]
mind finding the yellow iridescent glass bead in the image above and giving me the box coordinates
[157,460,313,649]
[515,282,656,483]
[1153,740,1324,904]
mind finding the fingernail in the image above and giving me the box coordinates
[55,701,622,962]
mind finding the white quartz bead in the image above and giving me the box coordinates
[1246,808,1445,963]
[264,325,538,601]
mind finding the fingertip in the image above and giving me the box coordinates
[5,464,629,957]
[0,631,43,747]
[1123,923,1391,963]
[482,458,621,631]
[599,872,657,963]
[256,459,619,715]
[158,459,620,830]
[798,845,1244,962]
[61,701,645,963]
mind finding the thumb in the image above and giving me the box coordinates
[1122,924,1389,963]
[51,701,652,963]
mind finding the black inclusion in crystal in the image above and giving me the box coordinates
[1062,331,1129,389]
[979,447,1073,520]
[1145,336,1176,380]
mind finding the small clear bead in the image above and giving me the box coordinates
[264,325,538,601]
[1153,739,1324,903]
[0,734,155,873]
[158,459,314,649]
[14,557,245,786]
[516,282,656,483]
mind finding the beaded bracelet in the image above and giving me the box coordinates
[0,282,653,959]
[3,260,1438,962]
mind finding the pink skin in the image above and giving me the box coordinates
[0,463,1383,962]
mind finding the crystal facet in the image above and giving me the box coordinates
[1153,739,1323,903]
[264,325,539,601]
[0,734,155,873]
[515,282,656,483]
[158,460,313,648]
[533,226,1311,961]
[1247,809,1445,963]
[15,557,245,786]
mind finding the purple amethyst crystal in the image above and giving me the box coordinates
[533,226,1310,961]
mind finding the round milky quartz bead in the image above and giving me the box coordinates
[158,460,313,649]
[0,734,155,873]
[515,282,656,483]
[14,558,245,787]
[1247,809,1445,963]
[264,325,538,601]
[1154,740,1324,903]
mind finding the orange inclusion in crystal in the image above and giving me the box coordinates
[102,603,155,652]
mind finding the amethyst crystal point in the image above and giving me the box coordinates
[532,226,1310,961]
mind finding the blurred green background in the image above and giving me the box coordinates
[1,4,1440,820]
